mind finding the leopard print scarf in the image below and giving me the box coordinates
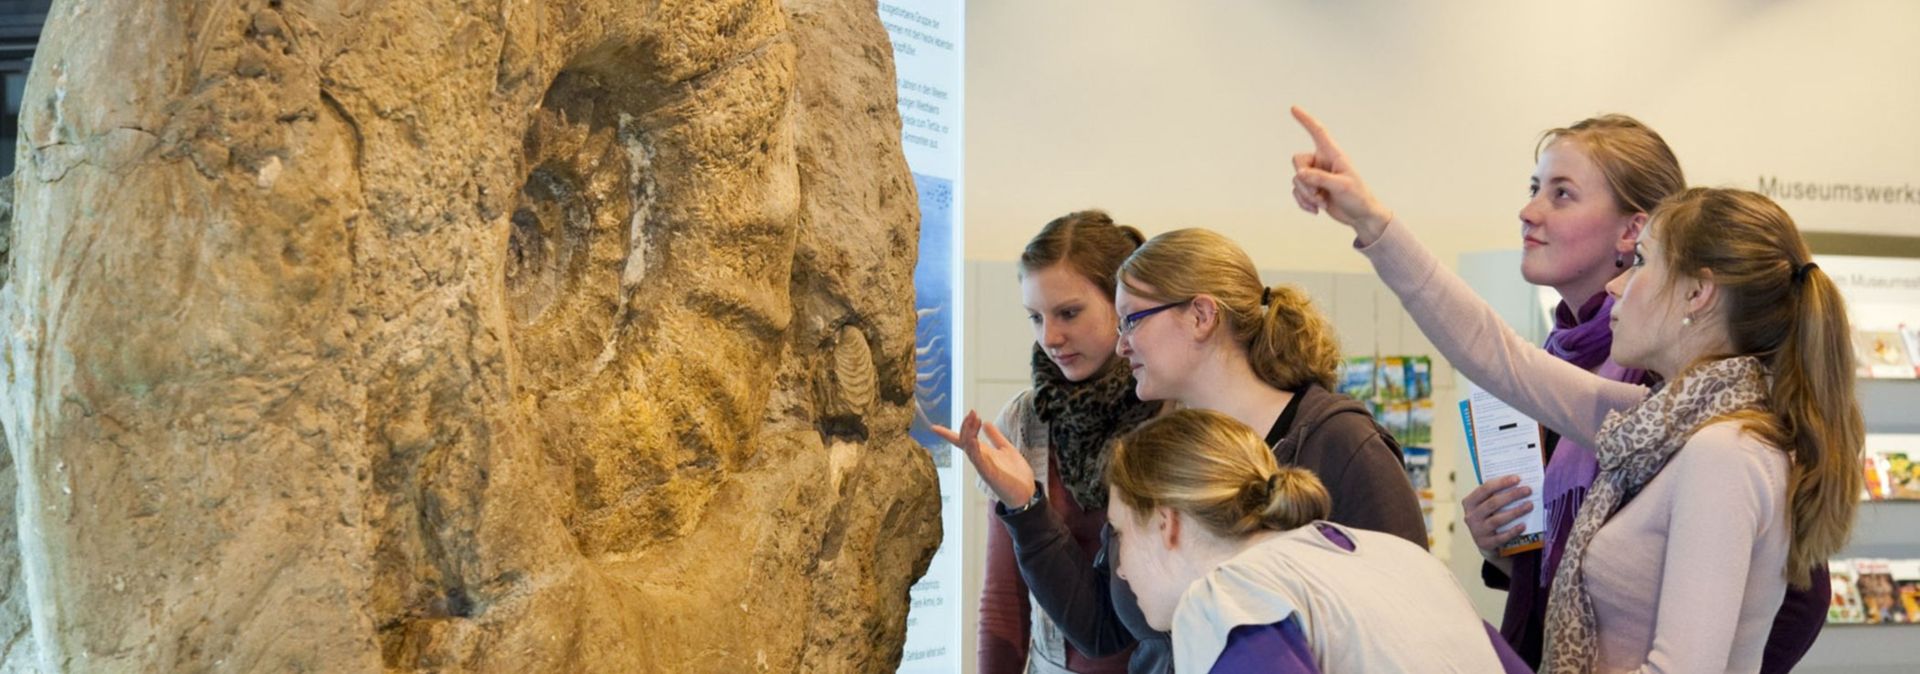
[1029,344,1160,510]
[1542,356,1769,673]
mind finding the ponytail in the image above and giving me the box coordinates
[1652,188,1865,588]
[1251,285,1342,391]
[1119,229,1342,391]
[1769,266,1864,586]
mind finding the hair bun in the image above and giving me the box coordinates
[1256,466,1332,533]
[1237,473,1285,522]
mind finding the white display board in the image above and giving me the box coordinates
[882,1,964,671]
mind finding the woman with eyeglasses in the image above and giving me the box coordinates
[1107,227,1427,549]
[941,226,1425,673]
[937,210,1161,674]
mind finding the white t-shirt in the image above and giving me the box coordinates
[1173,522,1501,673]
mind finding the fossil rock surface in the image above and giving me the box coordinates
[0,0,939,671]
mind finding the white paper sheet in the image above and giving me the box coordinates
[1459,379,1547,556]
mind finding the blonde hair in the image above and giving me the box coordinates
[1106,409,1331,537]
[1651,187,1863,588]
[1117,228,1341,390]
[1537,114,1685,216]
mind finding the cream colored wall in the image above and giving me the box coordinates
[957,1,1920,671]
[966,0,1920,272]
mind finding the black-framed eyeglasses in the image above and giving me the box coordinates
[1117,299,1191,337]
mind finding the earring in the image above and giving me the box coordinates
[1682,315,1693,327]
[1615,253,1627,269]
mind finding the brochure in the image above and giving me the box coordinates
[1830,560,1866,623]
[1905,326,1920,377]
[1856,559,1900,624]
[1459,379,1547,556]
[1853,327,1917,379]
[1402,446,1435,549]
[1339,355,1436,448]
[1827,557,1920,624]
[1892,559,1920,624]
[1863,435,1920,501]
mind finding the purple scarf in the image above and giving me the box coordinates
[1544,294,1622,371]
[1536,294,1648,584]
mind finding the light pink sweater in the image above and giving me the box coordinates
[1357,220,1791,673]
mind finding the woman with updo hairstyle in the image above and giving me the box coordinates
[1104,409,1519,673]
[945,226,1427,673]
[1110,228,1426,548]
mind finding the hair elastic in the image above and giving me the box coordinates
[1792,262,1819,284]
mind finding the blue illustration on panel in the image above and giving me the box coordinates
[910,172,953,467]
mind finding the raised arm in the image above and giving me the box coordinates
[1357,219,1644,442]
[1288,106,1645,442]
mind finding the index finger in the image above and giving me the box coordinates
[928,424,964,445]
[1290,106,1344,158]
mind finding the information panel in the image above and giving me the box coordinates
[881,2,964,672]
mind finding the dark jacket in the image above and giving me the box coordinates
[1269,384,1428,547]
[999,383,1429,673]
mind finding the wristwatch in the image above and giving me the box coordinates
[1004,490,1043,515]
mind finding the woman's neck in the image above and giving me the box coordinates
[1182,527,1285,579]
[1557,287,1607,316]
[1650,333,1735,382]
[1554,272,1615,315]
[1179,348,1294,435]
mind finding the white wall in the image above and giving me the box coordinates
[966,0,1920,271]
